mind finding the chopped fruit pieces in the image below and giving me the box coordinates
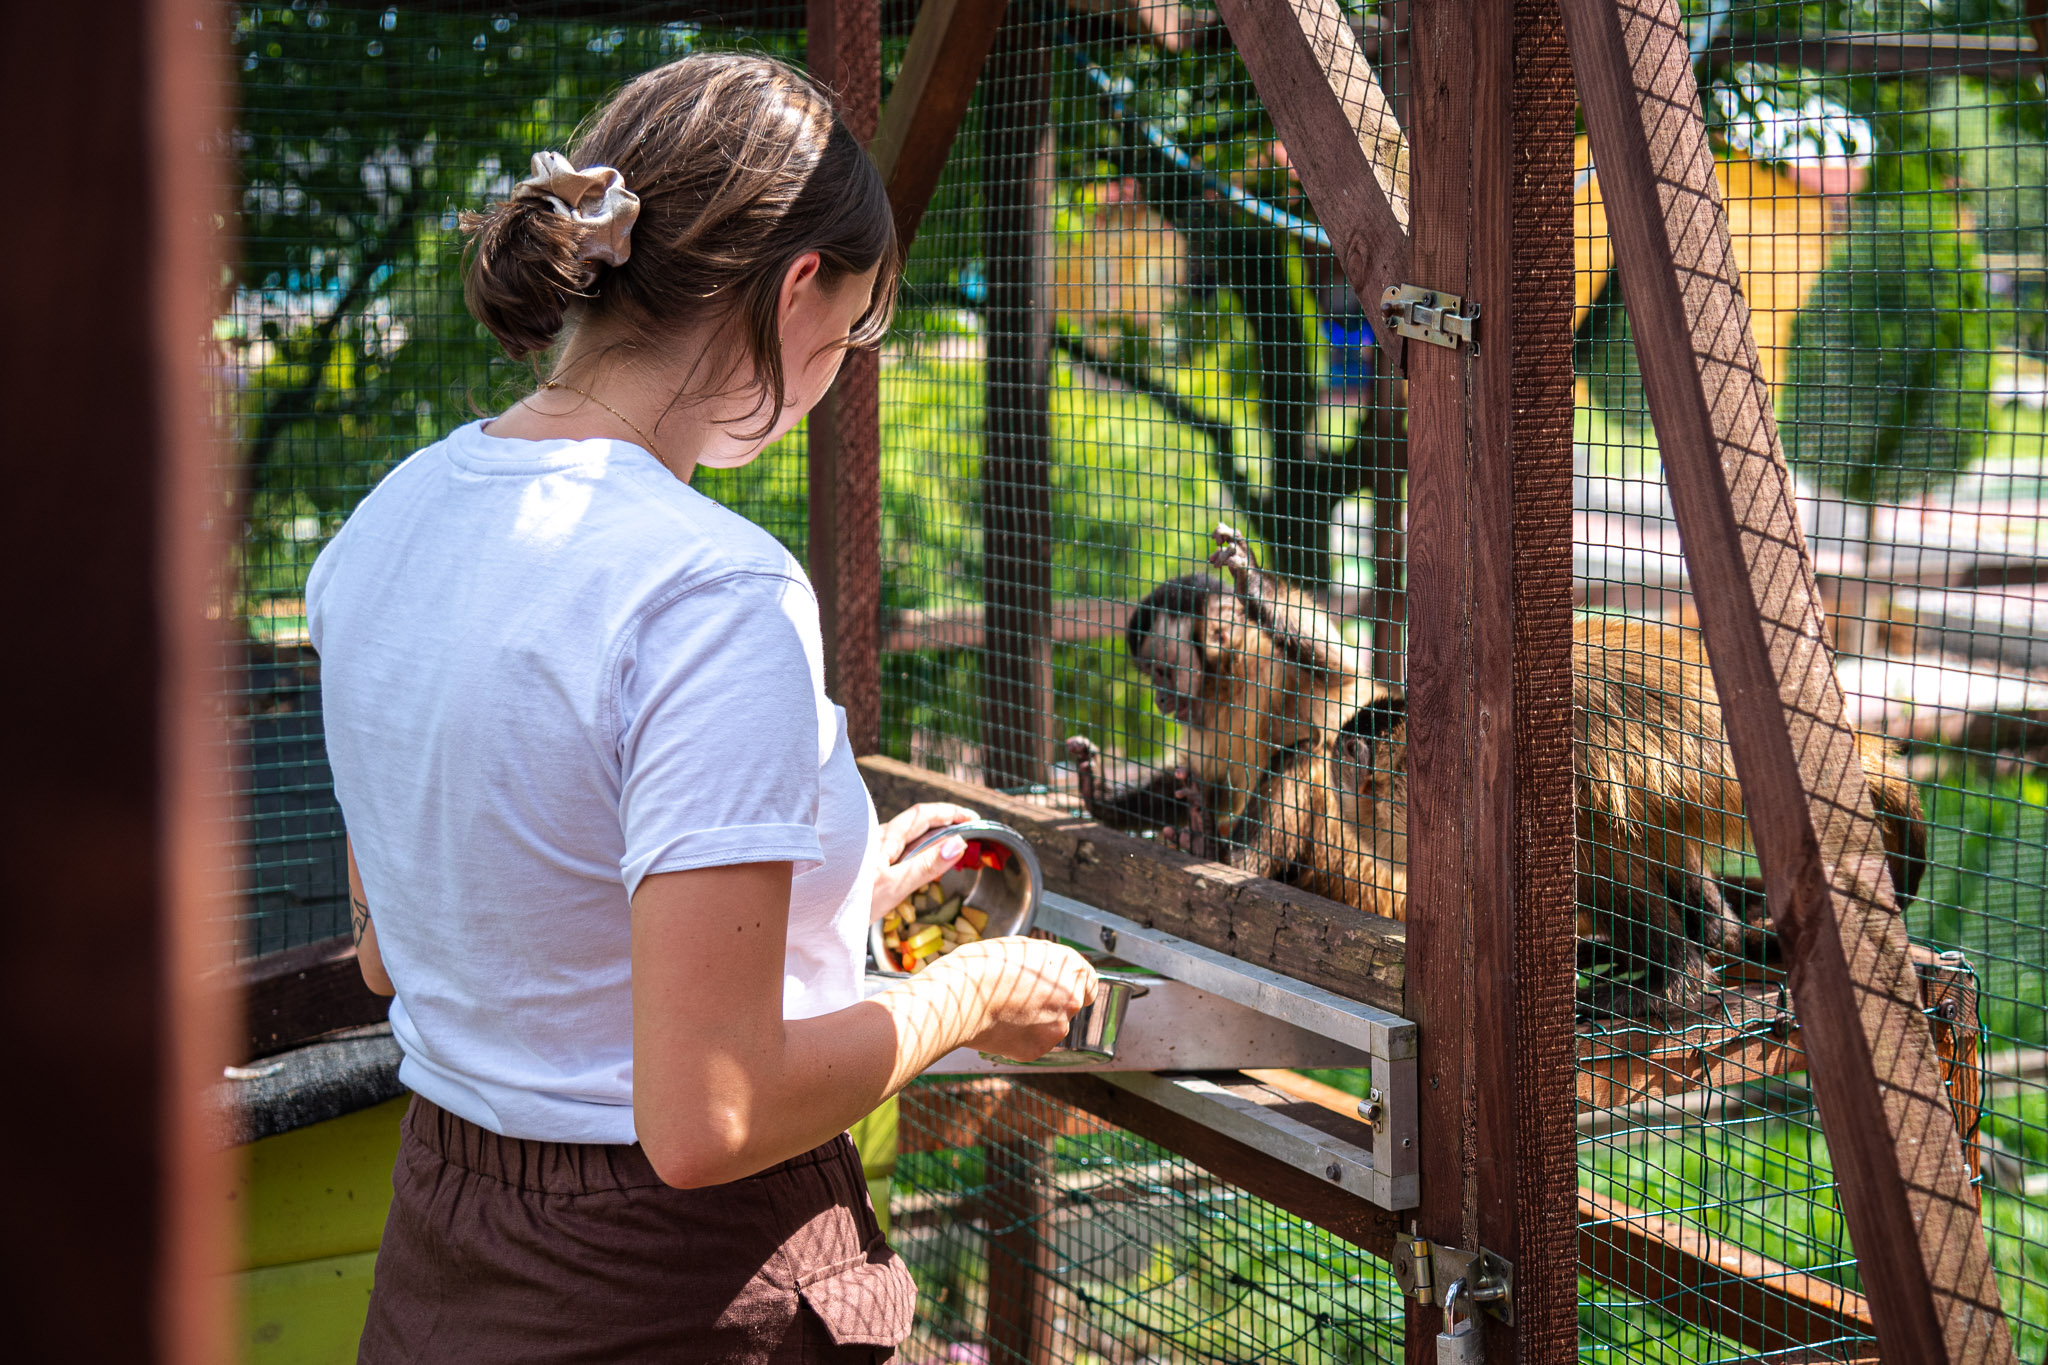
[959,905,989,933]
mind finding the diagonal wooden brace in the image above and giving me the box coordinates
[1560,0,2015,1357]
[1212,0,1411,318]
[873,0,1012,252]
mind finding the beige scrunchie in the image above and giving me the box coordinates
[512,151,641,275]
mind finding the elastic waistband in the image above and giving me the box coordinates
[402,1094,853,1196]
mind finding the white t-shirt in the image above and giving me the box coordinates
[306,420,880,1144]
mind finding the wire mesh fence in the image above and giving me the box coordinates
[223,0,2048,1357]
[1571,1,2047,1358]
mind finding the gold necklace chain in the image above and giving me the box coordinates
[535,379,664,461]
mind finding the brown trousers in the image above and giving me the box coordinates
[357,1095,915,1363]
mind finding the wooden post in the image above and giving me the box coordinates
[984,1087,1060,1365]
[1402,0,1579,1356]
[1561,0,2015,1357]
[808,0,883,753]
[979,9,1055,790]
[872,0,1011,253]
[0,0,233,1359]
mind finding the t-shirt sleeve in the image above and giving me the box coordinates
[614,569,829,896]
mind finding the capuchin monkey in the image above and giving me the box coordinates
[1065,523,1374,845]
[1174,619,1927,1021]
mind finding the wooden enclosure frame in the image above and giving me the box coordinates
[831,0,2016,1360]
[238,2,2022,1361]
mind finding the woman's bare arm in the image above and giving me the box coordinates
[345,839,395,997]
[631,861,1094,1189]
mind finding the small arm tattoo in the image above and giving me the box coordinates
[351,895,371,948]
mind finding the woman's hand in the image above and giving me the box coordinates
[925,937,1099,1062]
[870,802,980,922]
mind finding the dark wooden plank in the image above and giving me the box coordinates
[979,8,1056,789]
[1211,0,1410,335]
[983,1088,1060,1365]
[0,0,234,1357]
[860,755,1408,1012]
[1402,0,1483,1347]
[807,0,884,754]
[1710,30,2044,80]
[1560,0,2014,1357]
[235,934,390,1062]
[1579,1189,1876,1355]
[880,595,1127,655]
[1026,1074,1403,1260]
[872,0,1011,253]
[1487,0,1581,1356]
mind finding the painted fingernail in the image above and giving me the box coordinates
[940,836,967,860]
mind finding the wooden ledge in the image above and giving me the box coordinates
[860,755,1406,1014]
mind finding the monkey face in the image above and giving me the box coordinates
[1132,618,1204,722]
[1334,698,1408,832]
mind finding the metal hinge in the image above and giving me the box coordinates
[1391,1236,1515,1324]
[1381,284,1481,355]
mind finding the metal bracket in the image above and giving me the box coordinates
[1392,1238,1516,1325]
[1036,891,1420,1210]
[1381,284,1481,355]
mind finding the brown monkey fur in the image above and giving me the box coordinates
[1066,524,1373,843]
[1189,617,1926,1019]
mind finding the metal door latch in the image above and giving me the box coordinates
[1392,1237,1515,1324]
[1381,284,1481,355]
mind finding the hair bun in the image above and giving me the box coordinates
[458,195,592,360]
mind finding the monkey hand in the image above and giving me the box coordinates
[1165,767,1218,860]
[1208,522,1256,585]
[1065,735,1102,812]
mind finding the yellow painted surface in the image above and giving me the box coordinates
[850,1096,899,1238]
[1573,136,1837,391]
[234,1097,405,1271]
[239,1250,377,1365]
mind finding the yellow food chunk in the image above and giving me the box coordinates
[954,920,980,944]
[959,905,989,932]
[905,924,944,954]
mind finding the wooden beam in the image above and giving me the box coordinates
[979,8,1056,789]
[1,0,234,1357]
[1399,0,1581,1353]
[808,0,884,753]
[1710,30,2045,80]
[859,755,1408,1012]
[881,595,1128,655]
[1211,0,1410,323]
[234,934,390,1062]
[1025,1074,1403,1259]
[1560,0,2014,1357]
[1579,1188,1876,1355]
[873,0,1011,253]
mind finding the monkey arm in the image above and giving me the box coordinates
[1209,523,1361,682]
[1066,735,1193,833]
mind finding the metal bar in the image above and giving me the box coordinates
[807,0,884,753]
[872,0,1011,253]
[870,973,1375,1073]
[1560,0,2015,1357]
[1034,892,1415,1057]
[1102,1072,1418,1211]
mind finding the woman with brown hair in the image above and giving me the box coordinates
[307,53,1096,1362]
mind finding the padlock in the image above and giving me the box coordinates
[1435,1276,1482,1364]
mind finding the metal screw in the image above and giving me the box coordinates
[1325,1162,1343,1182]
[1402,1137,1413,1147]
[1099,926,1117,952]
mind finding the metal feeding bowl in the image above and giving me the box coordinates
[1000,973,1150,1067]
[869,820,1044,973]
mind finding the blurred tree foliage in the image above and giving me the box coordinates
[227,3,800,612]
